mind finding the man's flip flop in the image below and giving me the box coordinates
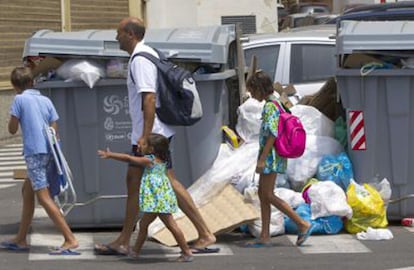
[0,241,30,252]
[296,224,315,246]
[94,243,128,256]
[190,247,220,254]
[49,247,81,256]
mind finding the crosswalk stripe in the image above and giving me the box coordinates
[158,243,233,258]
[287,234,371,254]
[0,160,26,166]
[0,143,25,189]
[0,144,23,187]
[0,166,26,172]
[29,208,96,260]
[0,171,13,177]
[404,227,414,233]
[0,177,25,184]
[1,144,22,148]
[0,178,23,183]
[0,147,22,152]
[29,233,96,260]
[387,267,414,270]
[0,156,24,161]
[28,208,232,260]
[0,184,17,189]
[0,152,22,157]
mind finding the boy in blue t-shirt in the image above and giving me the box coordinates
[0,67,79,255]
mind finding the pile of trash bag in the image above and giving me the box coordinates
[148,89,393,239]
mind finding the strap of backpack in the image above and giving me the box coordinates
[129,48,165,84]
[271,99,284,113]
[271,99,291,114]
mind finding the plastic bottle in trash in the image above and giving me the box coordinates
[401,218,414,227]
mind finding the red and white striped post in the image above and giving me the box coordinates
[349,110,367,151]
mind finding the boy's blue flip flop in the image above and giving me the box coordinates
[0,241,30,252]
[49,247,81,256]
[190,247,220,254]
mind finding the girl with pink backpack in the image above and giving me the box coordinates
[244,71,313,247]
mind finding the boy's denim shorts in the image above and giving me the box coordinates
[24,153,53,191]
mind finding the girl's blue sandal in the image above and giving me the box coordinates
[296,224,314,246]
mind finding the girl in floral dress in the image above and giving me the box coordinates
[245,71,313,247]
[97,133,193,262]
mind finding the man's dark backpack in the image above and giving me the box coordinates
[130,49,203,126]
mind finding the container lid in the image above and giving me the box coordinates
[337,20,414,54]
[23,25,236,64]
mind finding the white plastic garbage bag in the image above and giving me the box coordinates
[236,97,264,143]
[308,181,353,219]
[243,186,305,237]
[368,178,392,205]
[248,212,285,238]
[356,227,393,240]
[244,186,285,237]
[287,135,343,190]
[290,104,334,137]
[56,59,105,88]
[275,188,305,209]
[188,142,259,206]
[250,172,290,189]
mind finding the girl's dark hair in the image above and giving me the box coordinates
[246,70,274,96]
[10,67,33,90]
[148,133,169,162]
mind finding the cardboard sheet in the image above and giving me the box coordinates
[150,184,259,246]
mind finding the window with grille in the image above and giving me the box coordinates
[221,15,256,34]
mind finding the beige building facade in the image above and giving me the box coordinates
[145,0,278,34]
[0,0,277,140]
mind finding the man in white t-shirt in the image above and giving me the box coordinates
[94,17,216,255]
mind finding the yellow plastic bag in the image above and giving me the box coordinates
[345,181,388,234]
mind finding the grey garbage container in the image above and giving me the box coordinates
[336,20,414,219]
[23,25,238,228]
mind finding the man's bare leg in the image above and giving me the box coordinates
[95,165,142,253]
[168,169,216,249]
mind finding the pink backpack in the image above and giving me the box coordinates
[271,100,306,158]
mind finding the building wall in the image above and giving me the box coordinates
[146,0,278,33]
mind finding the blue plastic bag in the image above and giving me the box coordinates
[284,203,343,235]
[317,152,353,191]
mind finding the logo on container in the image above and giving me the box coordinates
[103,95,124,115]
[105,132,127,142]
[104,117,114,131]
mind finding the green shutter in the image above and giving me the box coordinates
[71,0,129,30]
[0,0,61,90]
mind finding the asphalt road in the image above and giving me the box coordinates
[1,144,414,270]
